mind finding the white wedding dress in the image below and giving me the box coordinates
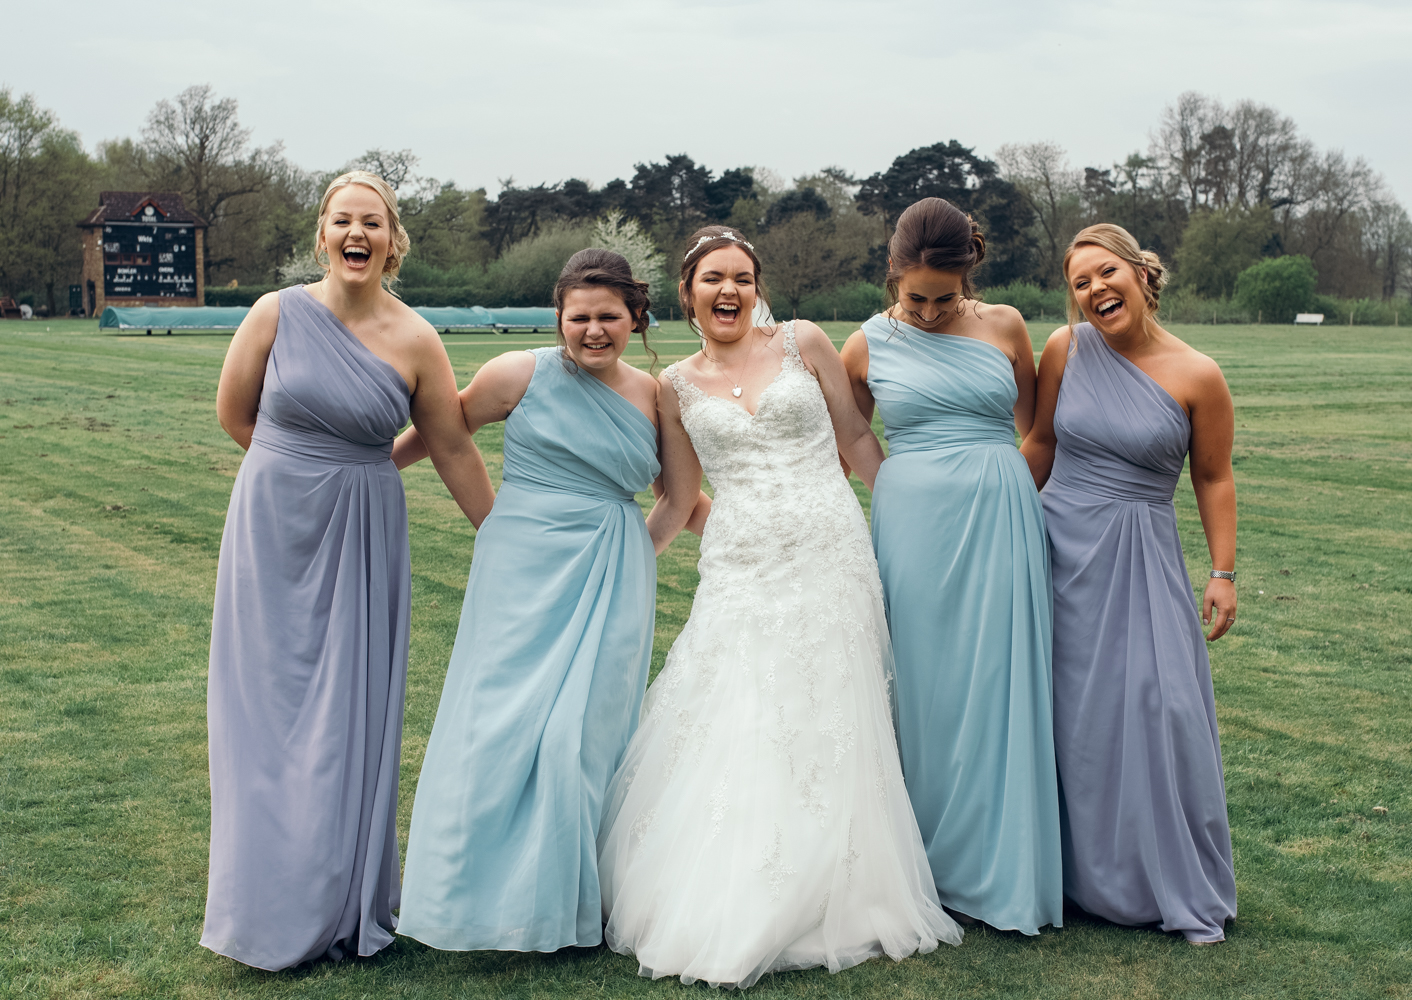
[597,324,961,988]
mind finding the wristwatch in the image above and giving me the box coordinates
[1210,570,1236,581]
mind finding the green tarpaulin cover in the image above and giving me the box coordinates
[99,306,252,330]
[100,304,658,331]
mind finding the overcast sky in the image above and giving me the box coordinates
[8,0,1411,204]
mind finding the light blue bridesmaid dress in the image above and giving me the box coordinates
[863,313,1063,935]
[397,347,660,952]
[1043,323,1235,942]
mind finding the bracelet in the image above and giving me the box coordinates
[1210,570,1236,581]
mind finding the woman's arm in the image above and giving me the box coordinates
[652,477,712,536]
[797,322,885,490]
[837,330,875,479]
[839,330,875,424]
[1019,326,1072,489]
[999,307,1038,438]
[646,376,704,555]
[392,349,536,470]
[215,292,281,450]
[1186,356,1238,641]
[403,327,498,528]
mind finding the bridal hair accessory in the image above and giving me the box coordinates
[685,231,755,261]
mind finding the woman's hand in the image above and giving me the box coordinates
[1203,576,1237,641]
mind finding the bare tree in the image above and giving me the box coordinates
[1227,100,1302,209]
[1296,151,1375,262]
[141,84,279,284]
[351,148,419,191]
[755,213,859,318]
[1154,92,1224,212]
[996,141,1084,287]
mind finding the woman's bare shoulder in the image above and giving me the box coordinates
[1162,331,1226,383]
[618,361,661,392]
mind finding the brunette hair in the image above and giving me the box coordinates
[678,226,770,336]
[314,170,411,288]
[884,197,987,305]
[552,248,656,371]
[1061,223,1168,326]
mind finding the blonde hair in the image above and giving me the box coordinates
[1062,223,1167,327]
[314,170,411,287]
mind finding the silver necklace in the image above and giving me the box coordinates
[705,329,757,398]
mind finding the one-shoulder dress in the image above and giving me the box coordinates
[863,314,1063,934]
[202,285,413,970]
[397,346,660,952]
[1042,323,1236,943]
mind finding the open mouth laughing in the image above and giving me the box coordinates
[1095,296,1123,320]
[342,245,371,269]
[712,302,740,325]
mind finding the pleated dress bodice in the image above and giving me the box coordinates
[865,316,1018,455]
[1049,325,1189,505]
[250,287,409,463]
[500,349,659,501]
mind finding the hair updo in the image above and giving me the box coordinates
[552,248,656,370]
[1061,223,1168,326]
[884,197,987,304]
[314,170,411,288]
[678,225,770,336]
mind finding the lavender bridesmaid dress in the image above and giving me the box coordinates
[201,285,412,969]
[1041,322,1236,943]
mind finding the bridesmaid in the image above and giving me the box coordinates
[1021,224,1237,943]
[841,197,1063,934]
[394,249,702,952]
[204,170,493,969]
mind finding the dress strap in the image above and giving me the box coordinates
[664,362,707,412]
[779,320,807,373]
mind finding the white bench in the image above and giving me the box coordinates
[1295,313,1325,325]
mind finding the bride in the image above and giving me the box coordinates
[597,226,962,988]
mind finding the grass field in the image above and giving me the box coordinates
[1,317,1409,999]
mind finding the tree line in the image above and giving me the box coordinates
[1,84,1407,322]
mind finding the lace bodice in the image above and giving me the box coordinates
[664,323,881,605]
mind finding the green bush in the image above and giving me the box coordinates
[481,223,594,307]
[1309,295,1407,326]
[980,282,1067,320]
[396,286,492,308]
[1159,288,1251,324]
[796,282,885,322]
[1234,255,1317,323]
[1174,206,1274,298]
[205,285,279,307]
[396,257,485,289]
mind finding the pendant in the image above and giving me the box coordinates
[732,386,743,397]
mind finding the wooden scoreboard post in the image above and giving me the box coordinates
[79,192,209,316]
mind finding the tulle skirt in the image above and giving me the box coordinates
[597,550,962,988]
